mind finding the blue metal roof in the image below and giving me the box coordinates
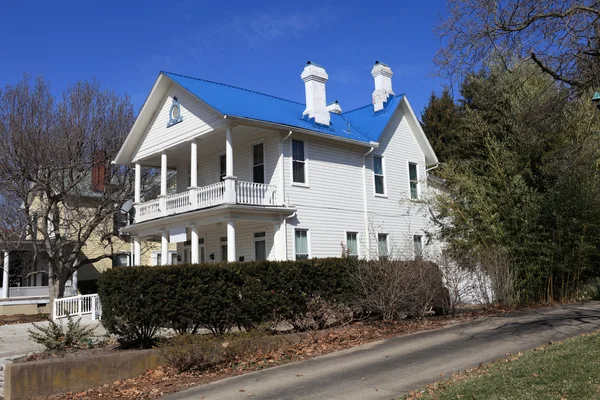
[163,71,404,144]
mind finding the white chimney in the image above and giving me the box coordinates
[301,61,330,126]
[371,61,394,112]
[327,100,342,114]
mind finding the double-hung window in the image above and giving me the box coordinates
[292,139,307,184]
[414,235,423,259]
[252,143,265,184]
[254,231,267,261]
[378,233,388,260]
[409,163,419,199]
[373,156,385,195]
[295,229,309,260]
[219,154,226,181]
[346,232,359,259]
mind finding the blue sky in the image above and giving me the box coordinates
[0,0,447,117]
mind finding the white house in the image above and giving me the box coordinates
[114,61,439,265]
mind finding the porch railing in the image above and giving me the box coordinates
[3,285,75,298]
[53,294,101,321]
[134,181,282,223]
[237,182,278,206]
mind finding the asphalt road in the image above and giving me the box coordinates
[167,302,600,400]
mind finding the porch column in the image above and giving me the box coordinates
[190,225,199,264]
[134,163,141,204]
[1,251,8,298]
[227,219,236,262]
[161,230,169,265]
[159,151,168,215]
[133,236,141,266]
[224,125,237,204]
[189,140,198,209]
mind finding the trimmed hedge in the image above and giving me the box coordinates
[98,258,356,347]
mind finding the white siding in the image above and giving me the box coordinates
[134,83,224,161]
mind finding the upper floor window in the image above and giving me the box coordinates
[219,154,226,181]
[292,139,307,184]
[414,235,423,259]
[295,229,309,260]
[409,163,418,199]
[252,143,265,184]
[373,156,385,195]
[346,232,358,259]
[378,233,388,260]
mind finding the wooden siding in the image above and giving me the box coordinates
[134,83,224,161]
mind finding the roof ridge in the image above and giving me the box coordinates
[162,71,306,106]
[341,103,373,114]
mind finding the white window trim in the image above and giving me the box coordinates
[250,139,267,184]
[217,151,226,182]
[290,139,309,188]
[252,230,267,261]
[152,250,178,266]
[293,228,311,260]
[377,233,389,259]
[344,231,360,258]
[373,154,387,197]
[407,160,420,200]
[219,236,228,262]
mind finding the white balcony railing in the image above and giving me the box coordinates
[237,182,278,206]
[134,181,282,223]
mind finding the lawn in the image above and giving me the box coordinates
[406,331,600,400]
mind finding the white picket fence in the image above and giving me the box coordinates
[53,294,101,321]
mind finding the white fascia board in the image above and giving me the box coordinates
[400,96,439,165]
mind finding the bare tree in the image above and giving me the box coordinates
[0,75,138,302]
[436,0,600,92]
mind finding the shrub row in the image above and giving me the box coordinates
[98,258,356,348]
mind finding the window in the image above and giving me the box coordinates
[295,229,309,260]
[346,232,358,259]
[184,238,205,264]
[113,253,130,267]
[292,140,306,184]
[378,233,388,260]
[373,156,385,195]
[254,231,267,261]
[219,154,226,181]
[414,235,423,259]
[221,236,228,262]
[409,163,419,199]
[252,143,265,184]
[156,253,161,266]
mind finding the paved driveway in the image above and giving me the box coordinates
[167,302,600,400]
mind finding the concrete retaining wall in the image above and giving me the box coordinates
[4,349,164,400]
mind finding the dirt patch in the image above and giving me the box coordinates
[0,313,48,326]
[40,311,499,400]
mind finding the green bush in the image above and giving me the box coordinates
[28,314,96,352]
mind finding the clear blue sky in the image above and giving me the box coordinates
[0,0,448,117]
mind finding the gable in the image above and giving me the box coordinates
[133,83,224,162]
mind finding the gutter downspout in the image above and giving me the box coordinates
[426,163,439,173]
[279,131,293,260]
[362,147,375,260]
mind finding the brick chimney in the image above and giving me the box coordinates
[371,61,394,112]
[301,61,330,126]
[91,150,107,192]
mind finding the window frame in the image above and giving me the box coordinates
[218,152,226,182]
[377,233,389,260]
[408,161,419,200]
[290,139,309,187]
[373,155,387,197]
[413,234,423,259]
[112,252,130,267]
[184,236,206,264]
[294,228,310,260]
[250,140,266,184]
[252,230,267,261]
[344,231,359,259]
[220,236,228,262]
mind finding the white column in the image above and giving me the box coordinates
[133,236,141,266]
[161,230,169,265]
[159,152,168,215]
[227,220,236,262]
[190,140,198,188]
[71,270,78,294]
[224,126,237,203]
[190,226,199,264]
[134,163,141,204]
[2,251,8,298]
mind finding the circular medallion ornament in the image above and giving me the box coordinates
[167,97,183,127]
